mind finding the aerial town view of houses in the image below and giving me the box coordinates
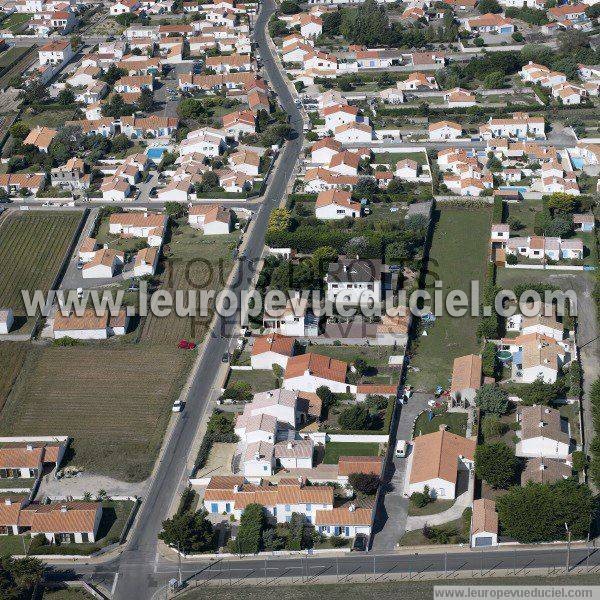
[0,0,599,597]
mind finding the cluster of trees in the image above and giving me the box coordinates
[475,442,519,489]
[588,379,600,486]
[496,478,592,543]
[159,490,217,554]
[8,123,131,173]
[266,207,428,267]
[533,193,594,239]
[323,0,458,48]
[0,556,43,600]
[337,403,383,431]
[475,385,509,416]
[506,379,567,407]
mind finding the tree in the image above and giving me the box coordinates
[558,29,589,54]
[101,64,128,86]
[268,207,292,232]
[474,384,509,415]
[352,177,378,202]
[545,215,573,238]
[0,556,44,600]
[9,121,30,142]
[236,503,266,554]
[544,192,578,215]
[338,404,370,430]
[340,0,390,46]
[322,11,341,36]
[496,479,592,543]
[159,510,216,553]
[178,98,206,119]
[102,93,135,118]
[410,486,432,508]
[348,472,381,495]
[222,381,252,403]
[57,86,75,105]
[512,31,524,42]
[164,201,186,218]
[481,415,507,440]
[516,378,565,406]
[195,170,221,193]
[481,342,497,378]
[316,385,335,409]
[206,411,235,438]
[311,246,337,278]
[137,87,154,112]
[111,133,132,154]
[353,358,369,377]
[280,0,300,14]
[477,0,502,12]
[475,442,519,488]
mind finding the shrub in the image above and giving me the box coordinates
[330,535,349,547]
[571,450,588,473]
[236,504,266,554]
[338,404,371,430]
[348,473,380,495]
[475,384,509,415]
[475,442,519,489]
[506,254,518,265]
[481,415,507,440]
[481,342,497,379]
[177,488,197,515]
[410,486,432,508]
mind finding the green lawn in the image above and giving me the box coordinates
[399,516,466,546]
[322,441,380,464]
[373,152,427,166]
[43,588,95,600]
[559,401,581,446]
[19,108,78,129]
[413,410,467,438]
[406,208,492,391]
[227,369,279,393]
[407,498,455,517]
[0,477,34,490]
[0,13,31,34]
[0,533,29,555]
[506,200,543,235]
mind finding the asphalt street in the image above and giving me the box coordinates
[62,0,305,597]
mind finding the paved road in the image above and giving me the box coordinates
[371,393,432,551]
[85,0,302,598]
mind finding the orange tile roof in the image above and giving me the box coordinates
[315,506,371,526]
[471,498,498,535]
[450,354,482,393]
[338,455,383,476]
[0,446,43,469]
[251,333,296,357]
[30,502,100,533]
[54,309,109,332]
[409,428,476,485]
[284,353,348,383]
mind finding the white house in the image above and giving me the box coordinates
[188,204,232,235]
[250,334,296,370]
[315,189,361,220]
[243,441,275,476]
[325,257,384,306]
[516,405,571,459]
[283,352,352,394]
[395,159,419,181]
[311,138,343,165]
[429,121,462,141]
[38,40,74,67]
[274,439,314,469]
[334,122,373,144]
[108,212,166,247]
[82,249,125,279]
[180,128,226,157]
[133,247,159,277]
[53,309,129,340]
[408,427,476,499]
[30,502,103,544]
[315,505,372,538]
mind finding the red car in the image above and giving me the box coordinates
[178,340,196,350]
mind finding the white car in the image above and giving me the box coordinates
[76,287,84,299]
[172,400,185,412]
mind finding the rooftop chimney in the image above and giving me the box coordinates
[439,424,448,431]
[539,421,546,428]
[348,503,356,512]
[4,499,11,505]
[26,444,33,451]
[287,442,293,450]
[60,505,68,513]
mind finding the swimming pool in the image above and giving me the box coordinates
[146,147,168,161]
[499,186,528,194]
[570,157,584,170]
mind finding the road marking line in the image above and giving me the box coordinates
[111,573,119,596]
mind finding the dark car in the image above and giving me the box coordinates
[351,534,367,552]
[222,352,230,363]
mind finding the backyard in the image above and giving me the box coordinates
[0,345,191,481]
[226,369,279,394]
[140,218,239,345]
[413,410,468,437]
[406,207,492,391]
[0,211,83,328]
[373,152,428,166]
[322,441,380,464]
[0,13,31,33]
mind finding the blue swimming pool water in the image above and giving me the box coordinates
[499,185,528,194]
[571,157,584,169]
[146,147,167,160]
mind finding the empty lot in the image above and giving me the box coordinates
[0,344,192,481]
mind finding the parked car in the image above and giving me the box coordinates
[352,534,367,552]
[222,352,230,363]
[76,287,84,299]
[172,400,185,412]
[394,440,408,458]
[76,260,84,270]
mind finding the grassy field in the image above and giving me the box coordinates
[19,108,78,129]
[322,441,380,464]
[0,345,191,481]
[413,411,467,437]
[140,219,238,345]
[373,152,427,166]
[227,369,279,393]
[399,516,466,546]
[506,200,543,235]
[0,211,82,319]
[406,208,492,391]
[0,343,27,412]
[0,45,29,67]
[180,575,600,600]
[407,498,454,516]
[0,13,31,34]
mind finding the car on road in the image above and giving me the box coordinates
[172,400,185,412]
[76,259,84,270]
[76,287,84,299]
[221,352,230,363]
[395,440,408,458]
[352,534,367,551]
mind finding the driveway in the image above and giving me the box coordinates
[371,392,432,550]
[38,472,147,501]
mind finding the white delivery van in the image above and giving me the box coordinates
[394,440,408,458]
